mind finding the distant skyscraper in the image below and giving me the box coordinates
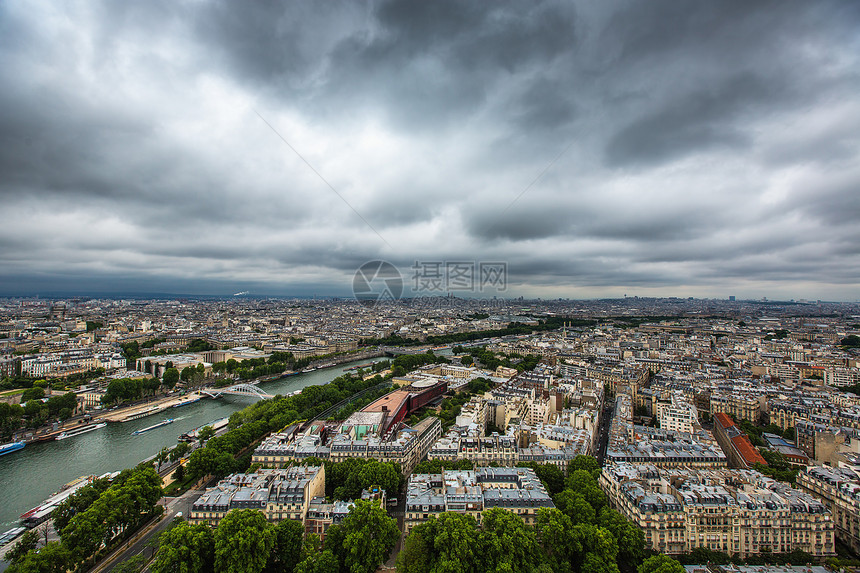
[729,295,736,301]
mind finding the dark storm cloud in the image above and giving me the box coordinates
[1,0,859,299]
[604,73,772,168]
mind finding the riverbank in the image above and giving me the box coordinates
[0,356,378,528]
[100,392,206,423]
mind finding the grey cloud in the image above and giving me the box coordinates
[1,0,859,299]
[604,74,775,168]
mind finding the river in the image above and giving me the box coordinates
[0,358,379,529]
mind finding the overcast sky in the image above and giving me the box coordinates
[1,1,859,300]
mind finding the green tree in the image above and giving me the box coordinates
[295,550,339,573]
[396,522,436,573]
[535,508,581,573]
[334,500,399,573]
[156,447,170,470]
[409,512,482,573]
[198,425,216,443]
[638,555,685,573]
[52,478,110,532]
[581,525,620,573]
[214,510,274,573]
[267,519,304,573]
[478,507,542,572]
[6,529,39,564]
[151,521,215,573]
[169,442,191,463]
[7,541,71,573]
[565,470,607,513]
[598,507,646,566]
[21,387,45,402]
[568,455,600,476]
[554,490,596,525]
[186,447,235,481]
[180,366,195,383]
[162,368,180,389]
[841,335,860,347]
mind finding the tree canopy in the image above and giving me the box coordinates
[214,510,275,573]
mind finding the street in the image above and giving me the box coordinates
[596,400,615,466]
[93,488,203,573]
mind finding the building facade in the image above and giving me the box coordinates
[189,466,325,526]
[404,467,554,532]
[600,463,835,558]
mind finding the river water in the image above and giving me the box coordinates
[0,359,377,528]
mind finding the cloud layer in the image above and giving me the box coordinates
[1,0,859,300]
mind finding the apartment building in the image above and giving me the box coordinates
[189,466,325,526]
[797,465,860,554]
[304,498,354,539]
[658,397,699,434]
[607,394,727,468]
[404,467,554,532]
[426,425,591,471]
[600,463,835,558]
[710,392,762,424]
[824,368,860,388]
[253,416,442,475]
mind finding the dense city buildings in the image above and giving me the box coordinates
[253,416,443,476]
[189,466,326,526]
[404,467,554,532]
[3,295,860,567]
[797,465,860,555]
[601,463,835,558]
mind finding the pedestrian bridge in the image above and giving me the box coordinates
[202,384,273,400]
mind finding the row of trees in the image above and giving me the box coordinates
[101,377,163,405]
[210,350,328,381]
[1,368,107,393]
[388,351,451,377]
[152,501,398,573]
[673,546,815,567]
[7,466,163,573]
[0,392,79,439]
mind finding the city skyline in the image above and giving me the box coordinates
[2,1,859,301]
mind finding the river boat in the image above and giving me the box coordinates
[131,419,174,435]
[20,475,96,527]
[171,397,201,408]
[55,423,107,441]
[0,441,25,457]
[0,526,27,546]
[178,417,229,442]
